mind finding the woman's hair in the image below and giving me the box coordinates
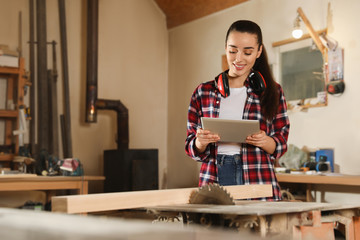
[226,20,279,121]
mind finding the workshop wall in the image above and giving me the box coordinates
[167,0,360,202]
[0,0,168,192]
[2,0,360,203]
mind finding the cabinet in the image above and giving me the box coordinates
[0,58,26,168]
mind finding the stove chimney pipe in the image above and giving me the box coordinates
[85,0,129,149]
[85,0,98,123]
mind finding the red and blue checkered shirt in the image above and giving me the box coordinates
[185,78,290,201]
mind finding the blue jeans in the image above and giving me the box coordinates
[216,154,243,185]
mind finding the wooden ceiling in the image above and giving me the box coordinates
[154,0,249,29]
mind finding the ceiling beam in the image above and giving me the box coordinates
[155,0,248,29]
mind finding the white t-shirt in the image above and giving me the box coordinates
[217,87,247,155]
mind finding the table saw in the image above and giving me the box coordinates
[52,184,360,239]
[145,184,360,239]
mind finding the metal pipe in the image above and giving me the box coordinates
[60,114,67,158]
[96,99,129,149]
[85,0,99,123]
[36,0,49,152]
[29,0,36,156]
[58,0,73,157]
[49,41,59,157]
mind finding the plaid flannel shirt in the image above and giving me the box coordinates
[185,78,290,201]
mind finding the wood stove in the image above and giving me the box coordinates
[104,149,158,192]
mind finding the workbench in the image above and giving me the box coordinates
[0,175,105,203]
[276,173,360,202]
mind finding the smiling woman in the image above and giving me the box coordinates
[185,20,290,201]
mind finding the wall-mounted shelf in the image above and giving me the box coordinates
[0,58,26,168]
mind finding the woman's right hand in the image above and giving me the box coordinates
[195,128,220,153]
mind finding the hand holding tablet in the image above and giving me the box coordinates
[201,117,260,143]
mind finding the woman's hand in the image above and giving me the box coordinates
[195,129,220,153]
[245,130,276,154]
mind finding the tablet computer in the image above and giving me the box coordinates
[200,117,260,143]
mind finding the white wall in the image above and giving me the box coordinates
[167,0,360,202]
[0,0,168,192]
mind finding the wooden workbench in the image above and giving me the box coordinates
[277,173,360,186]
[0,175,105,195]
[276,173,360,201]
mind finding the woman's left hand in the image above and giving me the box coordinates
[245,130,276,154]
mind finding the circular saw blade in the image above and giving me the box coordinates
[189,184,235,205]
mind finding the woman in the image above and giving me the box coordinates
[185,20,290,200]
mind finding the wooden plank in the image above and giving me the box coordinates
[272,29,327,48]
[0,174,37,178]
[0,67,20,75]
[0,181,83,191]
[52,184,273,214]
[223,184,272,199]
[0,110,18,117]
[0,175,105,182]
[5,118,13,145]
[0,154,14,161]
[297,7,325,54]
[17,58,25,106]
[354,216,360,240]
[6,76,14,106]
[5,76,14,146]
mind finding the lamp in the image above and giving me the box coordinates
[294,7,325,53]
[292,14,303,39]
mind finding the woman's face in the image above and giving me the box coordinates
[226,31,262,79]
